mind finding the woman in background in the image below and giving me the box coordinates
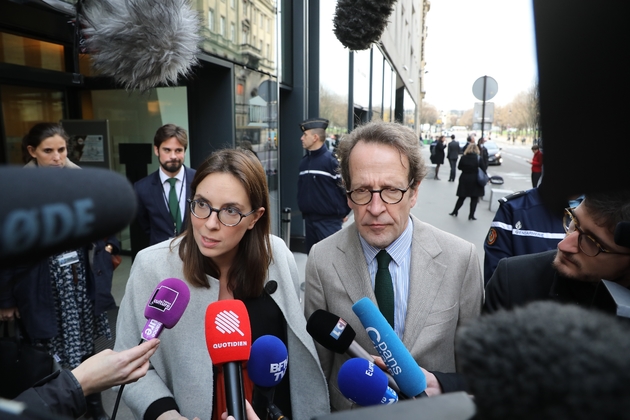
[450,144,486,220]
[528,144,543,188]
[114,149,329,420]
[0,122,118,420]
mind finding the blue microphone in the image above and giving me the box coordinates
[247,335,289,420]
[338,358,398,406]
[352,297,427,398]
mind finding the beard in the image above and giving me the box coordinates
[160,159,182,174]
[552,250,600,283]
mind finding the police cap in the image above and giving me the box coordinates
[300,118,329,132]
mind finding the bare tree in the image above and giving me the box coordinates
[320,87,349,131]
[458,108,473,128]
[420,101,439,132]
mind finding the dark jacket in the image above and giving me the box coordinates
[456,154,486,198]
[447,140,460,160]
[479,144,489,168]
[298,144,350,220]
[134,166,196,246]
[484,250,601,314]
[0,237,119,340]
[15,370,86,419]
[433,141,446,164]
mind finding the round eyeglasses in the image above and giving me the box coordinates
[563,207,630,257]
[346,179,415,206]
[188,199,256,227]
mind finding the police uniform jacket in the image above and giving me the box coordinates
[483,188,565,283]
[298,144,350,220]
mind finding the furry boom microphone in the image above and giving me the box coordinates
[333,0,397,51]
[80,0,201,91]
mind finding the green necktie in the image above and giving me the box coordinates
[375,250,395,328]
[167,178,181,234]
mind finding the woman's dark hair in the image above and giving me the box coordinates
[177,149,272,298]
[22,123,69,163]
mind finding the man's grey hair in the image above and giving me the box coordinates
[336,121,427,190]
[583,189,630,234]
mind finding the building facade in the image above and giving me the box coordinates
[0,0,428,252]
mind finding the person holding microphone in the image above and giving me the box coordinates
[114,149,329,420]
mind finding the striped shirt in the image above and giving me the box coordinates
[359,217,413,339]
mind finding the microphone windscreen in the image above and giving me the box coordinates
[205,300,252,365]
[333,0,397,51]
[0,166,136,266]
[247,335,288,388]
[80,0,201,91]
[306,309,356,353]
[352,297,427,397]
[143,278,190,326]
[338,358,398,406]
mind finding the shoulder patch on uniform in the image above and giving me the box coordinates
[499,190,527,204]
[487,228,498,245]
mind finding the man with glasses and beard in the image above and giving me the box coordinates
[484,189,630,313]
[303,121,483,409]
[134,124,196,246]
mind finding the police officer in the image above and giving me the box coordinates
[297,118,350,254]
[483,187,568,284]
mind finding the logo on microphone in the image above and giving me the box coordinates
[148,286,179,312]
[215,310,245,336]
[366,327,402,375]
[330,318,348,341]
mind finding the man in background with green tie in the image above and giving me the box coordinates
[134,124,196,247]
[303,121,483,411]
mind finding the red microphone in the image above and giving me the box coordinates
[205,300,252,420]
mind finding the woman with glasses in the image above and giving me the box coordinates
[0,123,118,419]
[114,149,329,420]
[449,144,487,220]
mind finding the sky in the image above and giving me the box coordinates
[422,0,539,112]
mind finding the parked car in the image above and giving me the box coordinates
[485,140,502,165]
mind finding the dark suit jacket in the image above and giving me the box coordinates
[447,140,460,160]
[134,167,196,245]
[484,250,601,314]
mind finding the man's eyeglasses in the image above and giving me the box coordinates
[188,199,256,227]
[346,179,415,206]
[563,207,630,257]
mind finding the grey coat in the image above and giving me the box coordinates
[114,235,329,420]
[304,215,484,411]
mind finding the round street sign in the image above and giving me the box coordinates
[472,76,498,101]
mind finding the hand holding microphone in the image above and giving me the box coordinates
[306,309,405,398]
[205,300,252,420]
[352,298,428,398]
[112,278,190,420]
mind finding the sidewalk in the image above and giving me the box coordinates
[102,145,497,418]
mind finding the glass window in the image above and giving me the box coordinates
[353,49,370,110]
[371,48,384,121]
[1,85,64,164]
[220,16,225,36]
[403,88,416,130]
[319,1,349,133]
[234,68,279,231]
[382,61,394,122]
[0,32,65,72]
[230,23,235,41]
[209,9,215,31]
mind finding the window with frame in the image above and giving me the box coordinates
[208,9,215,31]
[220,16,225,36]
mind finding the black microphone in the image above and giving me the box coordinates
[306,309,406,399]
[0,166,136,266]
[80,0,201,91]
[333,0,397,51]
